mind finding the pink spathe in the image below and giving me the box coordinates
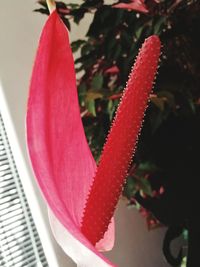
[26,10,160,267]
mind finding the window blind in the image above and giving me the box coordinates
[0,113,49,267]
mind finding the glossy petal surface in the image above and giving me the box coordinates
[27,11,114,266]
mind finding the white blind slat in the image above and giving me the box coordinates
[0,113,48,267]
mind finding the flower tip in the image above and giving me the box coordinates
[144,35,161,52]
[146,35,160,42]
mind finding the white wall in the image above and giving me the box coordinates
[0,1,170,266]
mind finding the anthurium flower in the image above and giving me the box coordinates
[26,8,160,267]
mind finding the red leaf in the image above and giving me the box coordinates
[113,0,149,13]
[105,65,120,74]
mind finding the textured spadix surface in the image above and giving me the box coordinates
[26,10,160,267]
[81,35,161,245]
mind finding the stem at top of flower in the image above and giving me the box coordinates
[46,0,56,13]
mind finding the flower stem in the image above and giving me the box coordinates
[46,0,56,13]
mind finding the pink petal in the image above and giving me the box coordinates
[81,36,161,245]
[113,1,149,13]
[26,10,114,266]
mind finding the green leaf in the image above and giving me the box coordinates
[138,162,158,173]
[86,91,103,101]
[71,40,86,53]
[81,43,94,56]
[71,8,86,24]
[123,176,137,199]
[181,257,187,267]
[86,100,96,116]
[153,17,166,35]
[151,96,165,111]
[188,98,196,113]
[91,74,104,90]
[124,175,153,198]
[112,44,122,60]
[78,83,87,105]
[107,100,114,120]
[135,26,144,39]
[137,177,153,197]
[61,17,71,31]
[183,229,188,240]
[34,8,49,15]
[150,111,163,134]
